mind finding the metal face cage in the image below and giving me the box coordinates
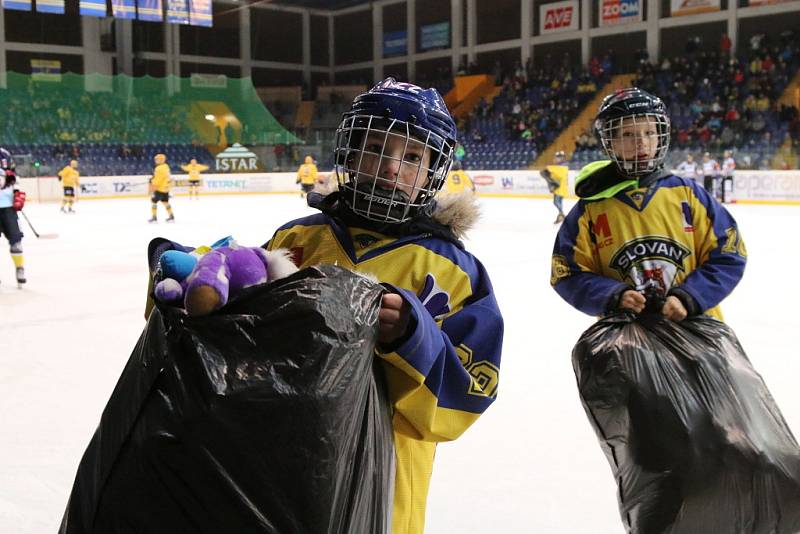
[597,113,671,177]
[334,114,454,224]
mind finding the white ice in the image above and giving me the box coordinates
[2,194,799,533]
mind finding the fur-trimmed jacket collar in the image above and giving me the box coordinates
[307,190,481,249]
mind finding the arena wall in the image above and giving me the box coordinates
[17,170,800,205]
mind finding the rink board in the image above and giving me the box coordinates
[17,169,800,204]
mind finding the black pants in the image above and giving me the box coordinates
[721,176,733,203]
[0,207,23,244]
[703,175,715,194]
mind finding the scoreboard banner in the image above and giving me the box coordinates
[166,0,189,24]
[36,0,65,14]
[111,0,136,19]
[3,0,32,11]
[79,0,106,17]
[137,0,163,21]
[189,0,211,26]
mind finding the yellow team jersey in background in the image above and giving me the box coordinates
[545,164,569,197]
[180,162,209,181]
[297,163,318,185]
[444,170,474,194]
[58,166,80,188]
[150,163,171,193]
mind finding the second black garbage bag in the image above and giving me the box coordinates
[573,313,800,534]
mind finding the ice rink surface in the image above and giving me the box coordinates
[2,193,799,533]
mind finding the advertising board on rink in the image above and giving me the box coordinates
[16,170,800,204]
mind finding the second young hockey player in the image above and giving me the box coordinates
[551,88,747,321]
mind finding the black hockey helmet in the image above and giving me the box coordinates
[594,87,670,177]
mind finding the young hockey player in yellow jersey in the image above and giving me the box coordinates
[148,153,175,223]
[540,150,569,223]
[551,88,746,321]
[168,79,504,534]
[58,160,80,213]
[443,161,475,194]
[295,155,318,198]
[180,158,208,200]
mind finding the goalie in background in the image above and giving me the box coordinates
[540,150,568,224]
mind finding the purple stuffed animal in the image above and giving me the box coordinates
[155,242,298,316]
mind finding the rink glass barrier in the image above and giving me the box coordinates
[17,170,800,205]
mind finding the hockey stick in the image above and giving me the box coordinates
[19,210,59,239]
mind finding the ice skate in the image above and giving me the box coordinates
[148,217,157,223]
[16,267,26,287]
[166,215,175,223]
[554,213,565,224]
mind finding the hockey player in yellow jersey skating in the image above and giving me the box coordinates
[148,153,175,223]
[296,155,318,198]
[443,161,475,194]
[540,150,569,224]
[58,159,80,213]
[180,158,208,200]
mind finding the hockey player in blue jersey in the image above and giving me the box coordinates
[550,88,747,321]
[166,78,504,534]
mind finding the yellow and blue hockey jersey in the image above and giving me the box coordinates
[266,196,503,534]
[551,161,746,319]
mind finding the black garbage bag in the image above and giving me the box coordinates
[60,264,395,534]
[573,313,800,534]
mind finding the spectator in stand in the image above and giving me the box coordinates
[454,143,466,163]
[720,33,732,56]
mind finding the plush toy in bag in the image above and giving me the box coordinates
[152,235,299,316]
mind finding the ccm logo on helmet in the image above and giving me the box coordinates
[627,102,649,108]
